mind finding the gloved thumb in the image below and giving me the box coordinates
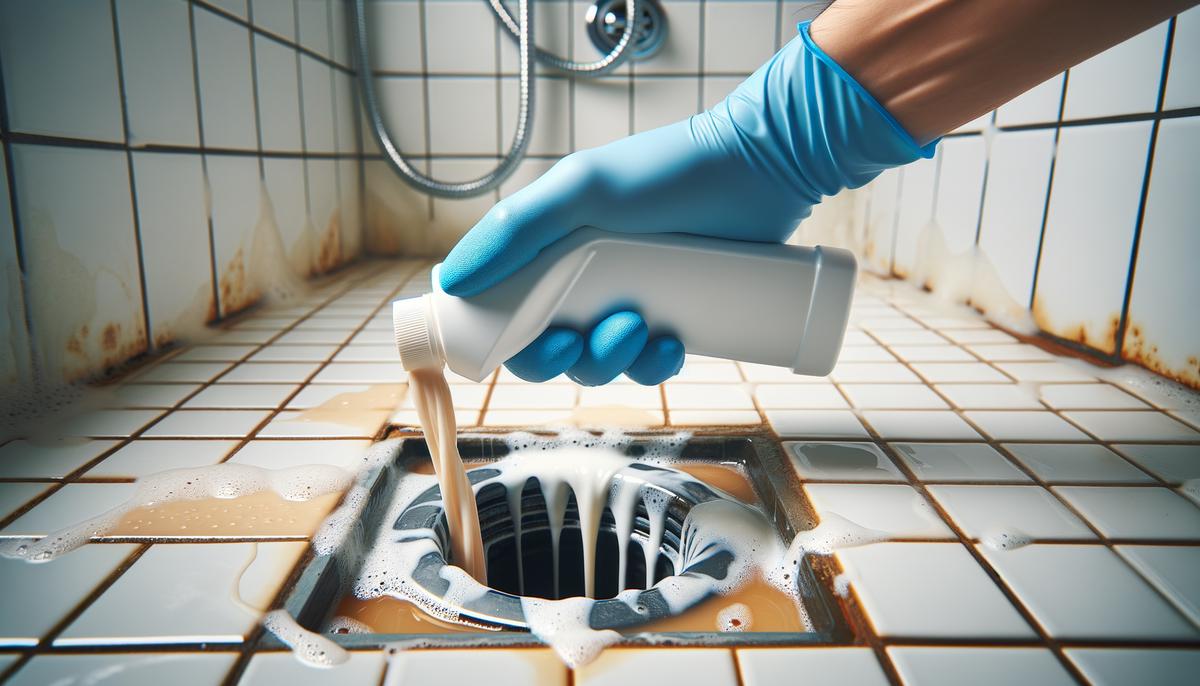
[439,152,598,297]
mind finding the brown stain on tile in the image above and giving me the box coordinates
[110,491,344,537]
[316,211,343,274]
[218,248,261,317]
[101,323,119,351]
[1122,319,1200,389]
[1031,296,1120,355]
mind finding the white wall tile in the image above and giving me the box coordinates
[377,77,429,154]
[0,0,124,142]
[1035,122,1151,354]
[995,73,1064,127]
[12,145,146,381]
[499,158,557,199]
[132,153,215,345]
[426,1,496,73]
[891,155,939,277]
[1164,7,1200,109]
[116,0,200,147]
[428,79,500,153]
[366,0,422,71]
[206,154,262,316]
[429,159,498,251]
[253,0,296,40]
[1063,22,1168,120]
[704,2,776,73]
[633,77,699,133]
[334,71,358,154]
[195,7,259,150]
[9,653,236,686]
[262,157,312,276]
[301,55,337,153]
[976,130,1055,310]
[702,75,747,111]
[255,36,304,152]
[501,77,571,155]
[209,0,248,20]
[637,1,702,74]
[1125,117,1200,385]
[306,157,340,269]
[338,158,364,256]
[498,0,569,75]
[574,77,631,150]
[933,137,987,254]
[863,169,901,275]
[296,0,331,57]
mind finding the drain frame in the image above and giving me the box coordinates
[269,434,851,649]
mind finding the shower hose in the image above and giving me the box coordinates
[351,0,640,198]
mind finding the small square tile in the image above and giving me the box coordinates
[85,440,238,479]
[888,345,975,362]
[785,442,905,482]
[836,543,1033,638]
[868,329,949,346]
[174,345,257,363]
[239,651,386,685]
[248,345,339,363]
[384,649,566,686]
[290,384,407,411]
[1060,411,1199,441]
[737,648,888,686]
[0,440,118,479]
[633,77,699,133]
[935,384,1044,410]
[1116,545,1200,625]
[669,410,759,426]
[664,384,755,411]
[965,344,1055,362]
[1114,444,1200,483]
[208,329,275,345]
[577,648,735,686]
[928,485,1094,540]
[703,1,776,72]
[1003,443,1153,483]
[887,647,1075,686]
[963,411,1089,441]
[891,443,1030,482]
[135,362,231,383]
[2,483,137,537]
[996,362,1097,383]
[862,412,981,440]
[0,483,50,522]
[141,410,271,438]
[1063,22,1167,119]
[1053,486,1200,540]
[56,542,308,645]
[331,345,397,363]
[310,363,408,385]
[739,363,821,383]
[256,411,389,439]
[841,384,948,410]
[488,384,579,410]
[837,345,896,363]
[577,385,662,410]
[67,410,163,438]
[911,363,1009,384]
[109,383,201,408]
[226,440,371,471]
[672,362,742,383]
[831,363,921,384]
[766,410,870,439]
[193,6,256,150]
[1065,648,1200,686]
[221,363,323,384]
[753,384,848,410]
[182,384,297,410]
[7,652,236,686]
[804,484,953,539]
[941,329,1019,345]
[1038,384,1150,410]
[979,544,1195,640]
[401,409,482,427]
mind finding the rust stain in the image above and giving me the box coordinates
[218,248,260,317]
[317,212,342,274]
[1122,319,1200,389]
[101,323,119,352]
[1030,296,1119,356]
[66,333,83,356]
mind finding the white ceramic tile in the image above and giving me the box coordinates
[805,484,953,538]
[888,345,973,363]
[9,652,236,686]
[427,79,499,153]
[300,56,336,154]
[310,362,407,384]
[664,384,754,411]
[837,542,1033,638]
[257,409,388,438]
[575,76,632,149]
[754,384,848,410]
[633,77,699,134]
[85,439,237,478]
[980,543,1196,639]
[365,0,421,71]
[255,36,304,152]
[703,75,746,111]
[1063,22,1168,119]
[1065,648,1200,686]
[67,410,163,439]
[669,410,757,426]
[210,329,276,345]
[704,2,776,73]
[182,384,297,409]
[996,362,1097,383]
[935,383,1043,410]
[1004,443,1153,483]
[862,169,901,275]
[116,0,200,146]
[577,385,662,410]
[253,0,295,40]
[1062,411,1199,441]
[931,484,1094,540]
[888,647,1075,686]
[136,362,232,384]
[940,328,1018,345]
[1037,383,1150,410]
[966,343,1054,362]
[222,362,322,383]
[577,648,734,686]
[673,362,741,383]
[226,439,370,471]
[862,411,981,440]
[275,328,351,345]
[831,363,921,384]
[1034,122,1152,354]
[1116,545,1200,625]
[1126,117,1200,385]
[389,649,566,686]
[424,1,495,73]
[194,7,257,149]
[57,541,307,645]
[12,144,146,379]
[740,363,824,383]
[175,345,255,363]
[499,158,556,199]
[0,543,137,647]
[863,329,949,347]
[786,442,905,482]
[294,0,328,55]
[635,1,702,73]
[250,344,339,363]
[766,410,869,439]
[488,384,578,410]
[995,73,1065,126]
[428,159,500,249]
[933,136,988,255]
[1164,7,1200,108]
[737,648,888,686]
[0,0,123,141]
[498,0,569,75]
[911,362,1008,384]
[293,383,407,410]
[142,409,271,438]
[376,77,428,154]
[964,411,1089,441]
[0,483,51,522]
[892,442,1029,482]
[109,383,201,409]
[0,440,118,479]
[210,0,248,19]
[206,155,262,317]
[1114,444,1200,484]
[500,77,570,155]
[1054,486,1200,540]
[240,650,386,685]
[838,345,897,362]
[2,483,137,537]
[891,156,939,277]
[131,153,215,344]
[841,384,948,410]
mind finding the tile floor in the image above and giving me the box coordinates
[0,260,1197,685]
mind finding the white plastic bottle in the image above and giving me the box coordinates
[392,228,857,382]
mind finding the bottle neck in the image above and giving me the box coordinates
[392,294,445,371]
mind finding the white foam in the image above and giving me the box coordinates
[326,616,373,635]
[263,610,349,668]
[767,512,889,595]
[980,528,1033,552]
[520,596,622,669]
[833,573,851,598]
[717,602,751,632]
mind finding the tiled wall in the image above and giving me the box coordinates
[843,9,1200,389]
[359,0,825,256]
[0,0,364,387]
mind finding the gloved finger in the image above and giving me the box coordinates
[624,335,685,385]
[504,327,583,383]
[440,152,599,298]
[567,311,649,386]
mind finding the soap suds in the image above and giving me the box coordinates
[980,528,1033,552]
[264,609,350,668]
[717,602,751,632]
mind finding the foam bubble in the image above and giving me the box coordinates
[326,616,373,635]
[980,528,1032,552]
[263,609,349,668]
[520,596,622,669]
[717,603,751,632]
[833,573,851,598]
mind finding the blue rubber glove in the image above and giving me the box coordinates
[441,22,936,386]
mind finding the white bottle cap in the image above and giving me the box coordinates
[392,294,444,370]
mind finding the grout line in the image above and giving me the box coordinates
[247,0,266,178]
[186,0,225,323]
[191,0,354,76]
[1026,70,1070,310]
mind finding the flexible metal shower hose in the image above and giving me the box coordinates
[351,0,639,199]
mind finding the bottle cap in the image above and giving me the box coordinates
[392,295,443,370]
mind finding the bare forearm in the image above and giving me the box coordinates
[811,0,1196,144]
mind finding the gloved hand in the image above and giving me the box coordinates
[441,22,936,386]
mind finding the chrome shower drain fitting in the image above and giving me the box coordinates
[586,0,668,61]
